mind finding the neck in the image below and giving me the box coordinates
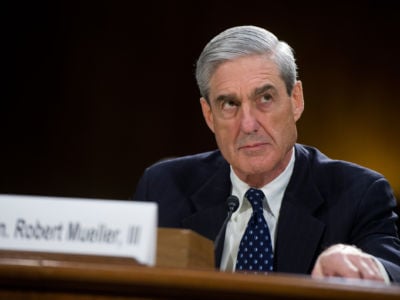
[240,148,293,188]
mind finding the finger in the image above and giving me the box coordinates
[347,255,385,282]
[311,260,323,278]
[311,244,385,281]
[312,252,360,279]
[332,256,361,278]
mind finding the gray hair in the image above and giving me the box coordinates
[195,25,297,101]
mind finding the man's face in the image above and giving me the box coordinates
[200,55,304,186]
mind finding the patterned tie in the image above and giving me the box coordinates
[235,188,274,272]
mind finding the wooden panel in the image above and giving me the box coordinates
[0,257,399,300]
[0,228,398,299]
[0,228,214,270]
[156,227,214,269]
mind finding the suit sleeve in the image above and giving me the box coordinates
[352,178,400,282]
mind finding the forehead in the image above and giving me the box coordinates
[209,55,284,99]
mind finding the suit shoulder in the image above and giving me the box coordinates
[135,150,229,200]
[295,144,384,181]
[291,144,397,217]
[142,150,228,185]
[148,150,225,172]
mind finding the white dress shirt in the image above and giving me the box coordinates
[220,149,295,272]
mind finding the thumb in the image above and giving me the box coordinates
[311,260,323,278]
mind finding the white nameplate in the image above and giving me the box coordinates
[0,194,158,266]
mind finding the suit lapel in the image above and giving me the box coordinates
[181,159,231,267]
[275,194,325,273]
[275,144,326,274]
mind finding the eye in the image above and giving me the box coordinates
[222,99,238,110]
[217,99,239,119]
[260,94,272,103]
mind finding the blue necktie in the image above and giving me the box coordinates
[235,188,274,272]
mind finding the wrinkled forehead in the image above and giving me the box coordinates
[208,55,283,97]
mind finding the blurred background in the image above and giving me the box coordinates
[3,1,399,208]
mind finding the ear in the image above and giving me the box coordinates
[291,81,305,122]
[200,97,215,133]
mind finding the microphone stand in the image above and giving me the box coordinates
[214,195,239,251]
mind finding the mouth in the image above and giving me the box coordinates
[238,142,269,151]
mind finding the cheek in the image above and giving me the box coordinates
[278,113,298,146]
[213,120,238,148]
[267,107,297,140]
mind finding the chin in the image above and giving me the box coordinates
[240,160,275,175]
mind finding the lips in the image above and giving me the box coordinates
[238,142,268,151]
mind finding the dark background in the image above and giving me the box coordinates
[3,1,399,205]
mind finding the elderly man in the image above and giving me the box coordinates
[134,25,400,282]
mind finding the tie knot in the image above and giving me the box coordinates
[245,188,265,212]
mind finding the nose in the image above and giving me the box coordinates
[239,103,260,134]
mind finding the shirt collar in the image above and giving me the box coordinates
[230,147,295,217]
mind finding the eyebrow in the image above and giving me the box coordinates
[250,84,276,99]
[213,83,277,104]
[215,93,238,104]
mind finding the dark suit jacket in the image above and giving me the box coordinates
[134,144,400,282]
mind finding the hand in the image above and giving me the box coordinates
[311,244,385,282]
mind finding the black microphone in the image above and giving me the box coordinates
[214,195,240,250]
